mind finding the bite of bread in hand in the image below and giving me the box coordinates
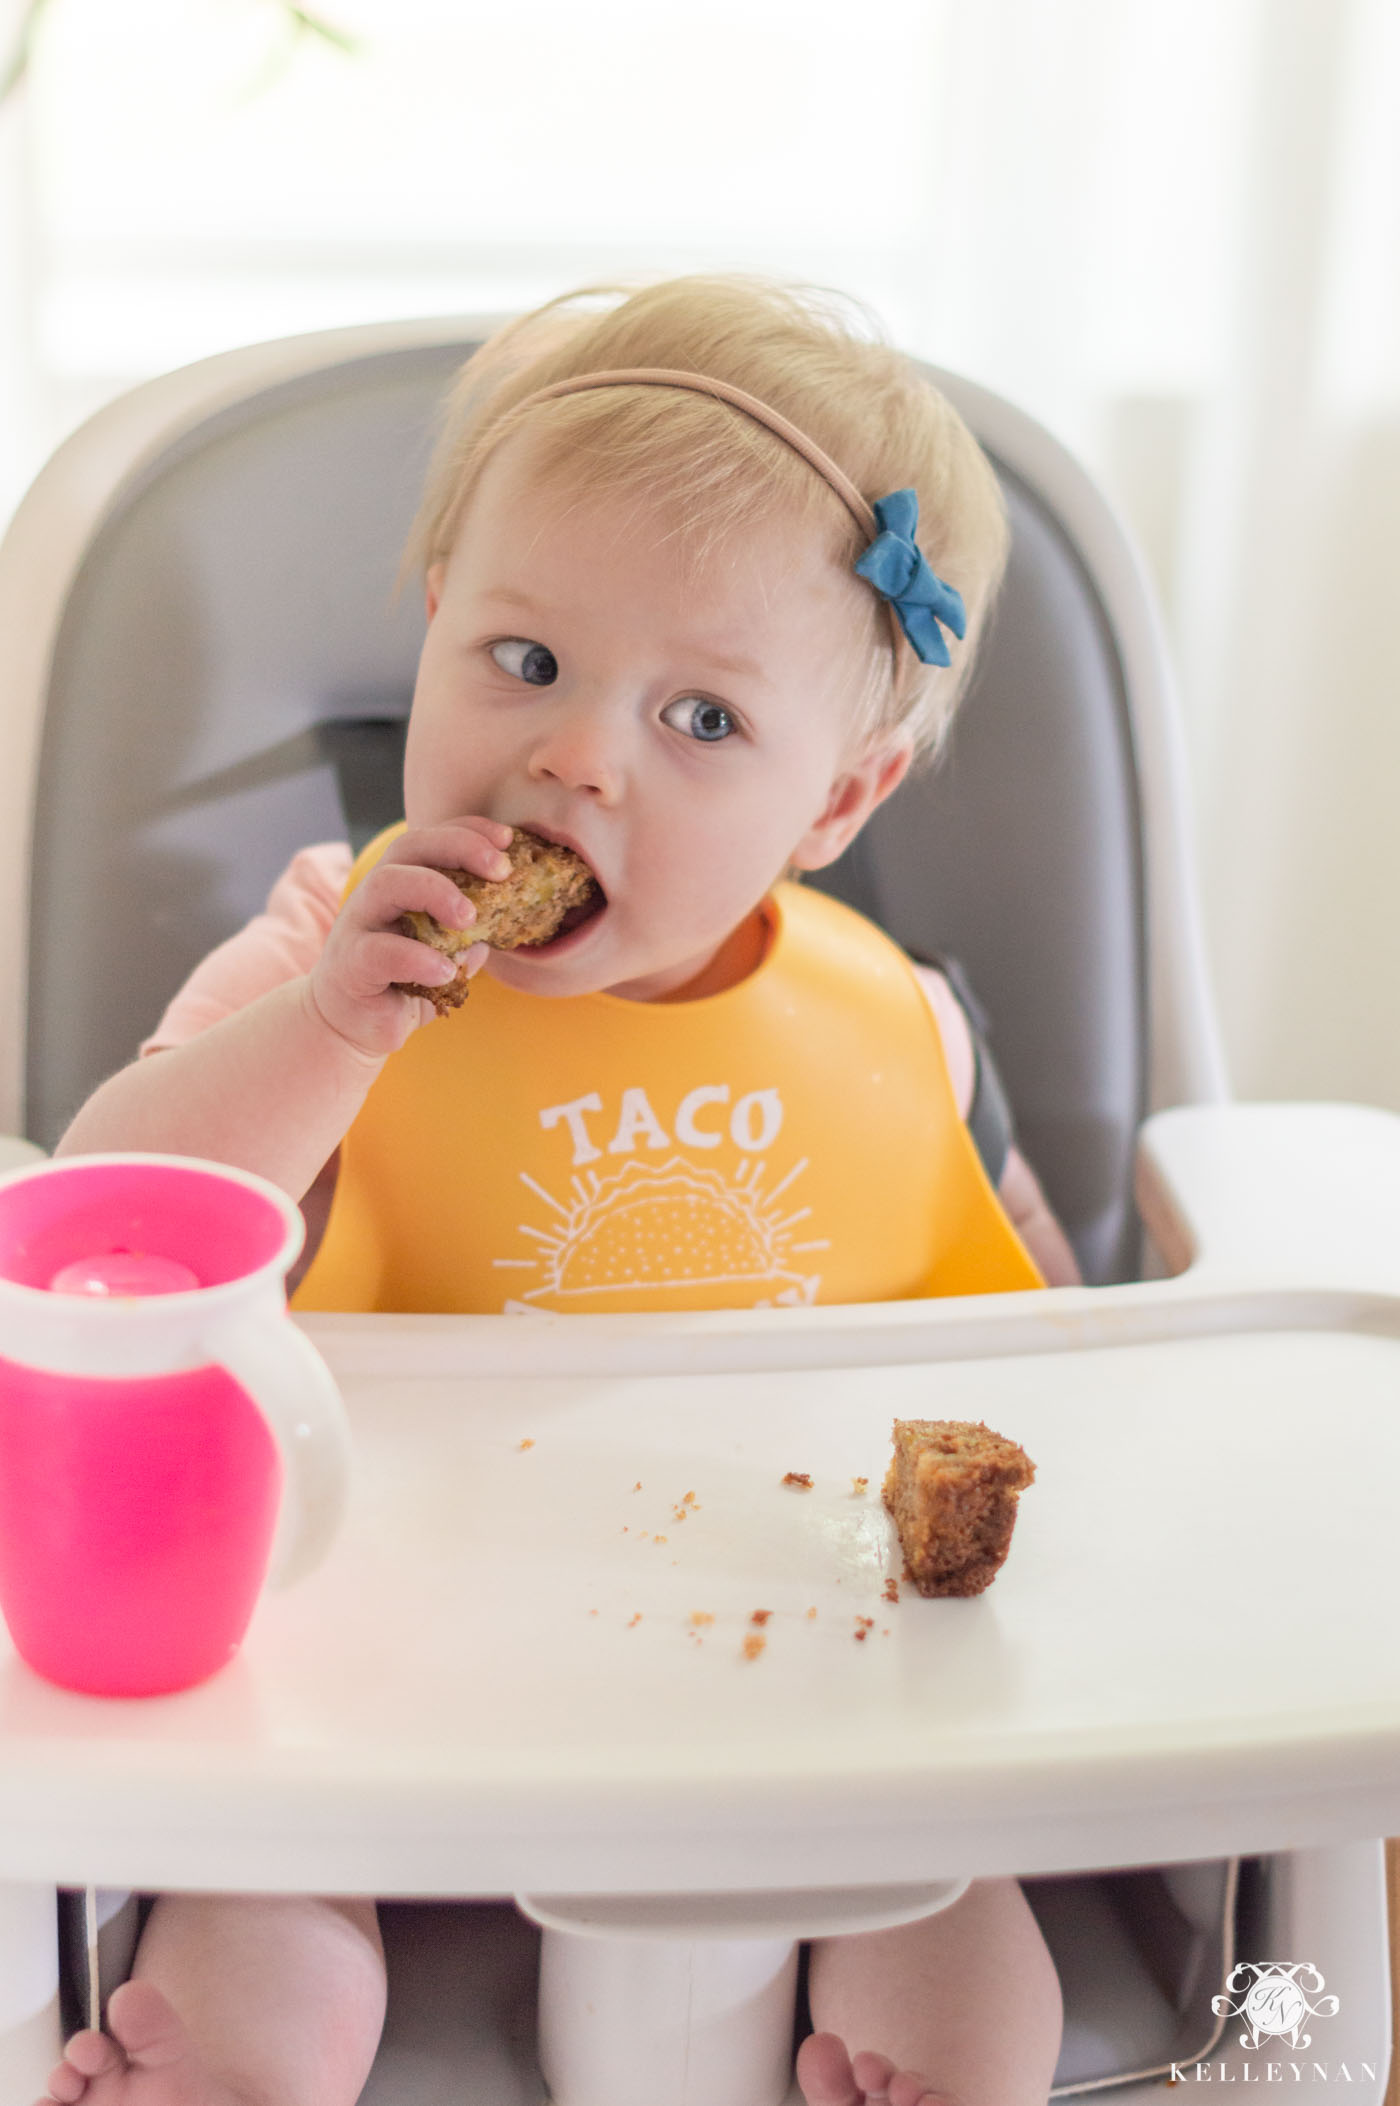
[396,828,601,1012]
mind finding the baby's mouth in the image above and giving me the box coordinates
[521,864,607,951]
[551,886,606,937]
[509,827,607,950]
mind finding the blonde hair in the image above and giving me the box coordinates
[405,275,1009,760]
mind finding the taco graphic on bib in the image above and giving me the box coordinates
[497,1156,826,1313]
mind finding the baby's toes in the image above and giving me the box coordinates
[37,2069,85,2106]
[886,2071,956,2106]
[795,2032,861,2105]
[40,2026,124,2104]
[62,2028,126,2081]
[850,2049,898,2097]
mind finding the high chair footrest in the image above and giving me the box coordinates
[516,1876,969,1941]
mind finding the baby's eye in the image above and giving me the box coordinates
[491,638,558,686]
[660,696,736,743]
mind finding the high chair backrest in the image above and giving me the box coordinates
[0,319,1226,1285]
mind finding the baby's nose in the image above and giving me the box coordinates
[527,710,623,801]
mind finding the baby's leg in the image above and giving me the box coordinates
[42,1893,385,2106]
[799,1877,1062,2106]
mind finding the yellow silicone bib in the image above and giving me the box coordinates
[294,828,1043,1313]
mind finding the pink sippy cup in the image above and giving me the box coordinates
[0,1153,350,1696]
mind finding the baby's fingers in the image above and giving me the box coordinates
[349,930,482,1000]
[402,940,491,1019]
[387,821,514,886]
[351,860,481,936]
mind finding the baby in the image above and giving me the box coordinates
[44,276,1075,2106]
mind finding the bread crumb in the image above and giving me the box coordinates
[632,1481,642,1492]
[626,1613,642,1628]
[854,1616,875,1643]
[653,1534,668,1545]
[806,1607,818,1619]
[741,1633,767,1661]
[882,1577,900,1604]
[851,1476,869,1496]
[681,1491,697,1505]
[689,1612,715,1628]
[749,1609,772,1627]
[517,1438,535,1451]
[782,1471,813,1490]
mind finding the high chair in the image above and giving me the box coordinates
[0,316,1398,2106]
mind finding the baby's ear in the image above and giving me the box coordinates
[789,736,914,873]
[425,562,446,621]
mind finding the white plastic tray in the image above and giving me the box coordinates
[0,1103,1398,1903]
[0,1302,1398,1896]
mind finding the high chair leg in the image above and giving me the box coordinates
[536,1927,798,2106]
[522,1878,966,2106]
[0,1882,62,2095]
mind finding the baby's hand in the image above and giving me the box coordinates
[308,819,514,1057]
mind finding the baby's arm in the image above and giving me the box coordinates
[56,820,512,1200]
[911,963,1081,1288]
[59,975,389,1199]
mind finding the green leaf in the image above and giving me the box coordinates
[0,0,53,106]
[284,8,360,58]
[0,0,358,109]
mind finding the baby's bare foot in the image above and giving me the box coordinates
[796,2029,954,2106]
[37,1981,249,2106]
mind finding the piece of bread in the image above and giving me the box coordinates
[882,1418,1035,1598]
[396,829,600,1012]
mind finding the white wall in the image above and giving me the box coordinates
[2,0,1398,1110]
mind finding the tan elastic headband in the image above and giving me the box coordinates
[513,367,881,541]
[498,369,967,675]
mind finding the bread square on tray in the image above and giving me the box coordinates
[883,1419,1035,1598]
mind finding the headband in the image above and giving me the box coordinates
[507,367,967,670]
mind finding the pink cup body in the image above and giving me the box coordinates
[0,1356,282,1698]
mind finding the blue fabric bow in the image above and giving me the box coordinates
[853,489,966,667]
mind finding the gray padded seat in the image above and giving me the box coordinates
[25,340,1144,1284]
